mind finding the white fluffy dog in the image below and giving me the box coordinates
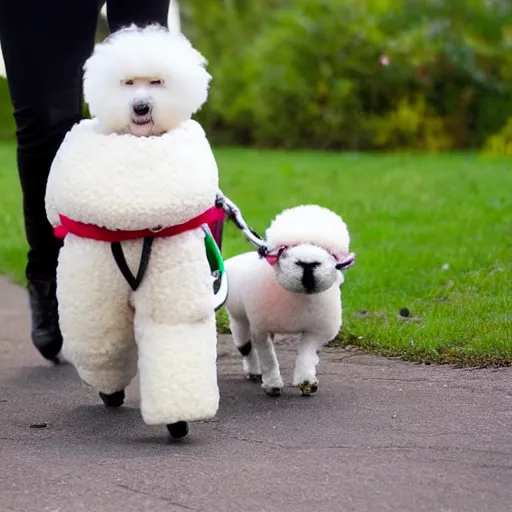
[224,205,355,396]
[45,15,222,439]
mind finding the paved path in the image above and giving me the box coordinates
[1,276,511,512]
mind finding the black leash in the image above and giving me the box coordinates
[111,236,154,291]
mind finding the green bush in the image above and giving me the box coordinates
[2,0,511,152]
[366,94,453,152]
[378,0,512,148]
[187,0,407,149]
[181,0,512,151]
[213,0,381,149]
[482,117,512,155]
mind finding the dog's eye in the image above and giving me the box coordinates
[150,79,163,86]
[123,79,134,86]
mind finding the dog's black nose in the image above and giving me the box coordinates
[133,102,150,116]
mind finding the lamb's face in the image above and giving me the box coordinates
[273,244,341,294]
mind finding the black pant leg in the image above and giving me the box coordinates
[0,0,100,281]
[105,0,170,33]
[0,0,171,281]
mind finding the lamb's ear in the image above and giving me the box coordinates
[335,253,355,271]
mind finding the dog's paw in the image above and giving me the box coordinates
[298,380,318,397]
[246,373,262,383]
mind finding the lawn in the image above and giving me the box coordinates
[0,140,511,366]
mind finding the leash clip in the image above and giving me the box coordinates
[217,191,269,253]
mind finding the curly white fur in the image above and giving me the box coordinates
[45,117,217,230]
[224,205,353,396]
[45,18,220,428]
[266,205,350,257]
[83,22,211,135]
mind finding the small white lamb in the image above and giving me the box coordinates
[224,204,355,396]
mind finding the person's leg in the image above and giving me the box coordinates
[105,0,170,33]
[0,0,100,361]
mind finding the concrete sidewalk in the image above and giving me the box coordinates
[1,276,511,512]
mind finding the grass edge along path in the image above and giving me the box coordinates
[1,141,511,367]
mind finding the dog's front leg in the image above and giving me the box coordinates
[131,233,220,425]
[134,313,219,425]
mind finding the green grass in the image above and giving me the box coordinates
[1,141,511,366]
[0,141,26,280]
[215,148,512,367]
[0,80,16,139]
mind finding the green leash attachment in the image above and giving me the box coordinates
[203,225,228,311]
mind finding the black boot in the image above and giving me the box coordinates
[27,278,63,363]
[167,421,189,439]
[99,390,125,408]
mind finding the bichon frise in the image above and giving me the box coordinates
[45,6,224,440]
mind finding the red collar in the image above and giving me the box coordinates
[53,206,225,242]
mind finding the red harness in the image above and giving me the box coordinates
[52,205,226,291]
[53,206,225,242]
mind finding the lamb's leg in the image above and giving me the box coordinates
[292,332,324,396]
[252,332,284,396]
[229,316,261,382]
